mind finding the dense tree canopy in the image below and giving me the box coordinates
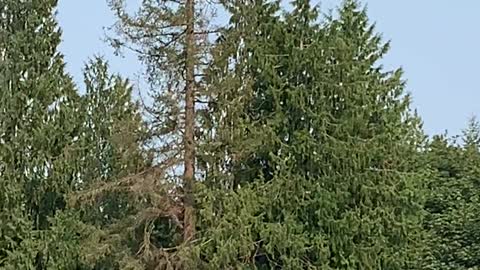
[0,0,477,269]
[422,118,480,269]
[197,1,426,268]
[0,0,80,268]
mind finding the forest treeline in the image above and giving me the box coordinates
[0,0,479,269]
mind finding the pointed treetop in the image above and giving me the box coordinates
[463,115,480,149]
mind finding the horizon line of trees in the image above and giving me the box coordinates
[1,0,479,269]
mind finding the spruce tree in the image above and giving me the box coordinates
[67,58,155,269]
[423,118,480,269]
[0,0,81,268]
[78,57,148,190]
[198,0,426,268]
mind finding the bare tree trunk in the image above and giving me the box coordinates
[183,0,196,242]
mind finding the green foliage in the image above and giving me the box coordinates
[0,0,80,268]
[197,0,426,269]
[4,0,480,269]
[69,58,155,269]
[423,118,480,269]
[79,57,148,185]
[0,4,149,266]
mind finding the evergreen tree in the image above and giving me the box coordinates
[424,118,480,269]
[198,0,426,268]
[0,0,81,268]
[2,0,464,269]
[78,57,148,190]
[69,58,154,269]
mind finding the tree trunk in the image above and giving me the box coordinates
[183,0,196,242]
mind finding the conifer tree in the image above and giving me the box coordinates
[61,58,150,269]
[0,0,81,268]
[78,57,148,189]
[198,0,426,268]
[107,0,215,235]
[423,118,480,269]
[102,0,220,267]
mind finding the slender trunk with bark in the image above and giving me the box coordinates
[183,0,196,242]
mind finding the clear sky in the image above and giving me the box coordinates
[57,0,480,136]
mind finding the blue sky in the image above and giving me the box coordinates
[57,1,480,136]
